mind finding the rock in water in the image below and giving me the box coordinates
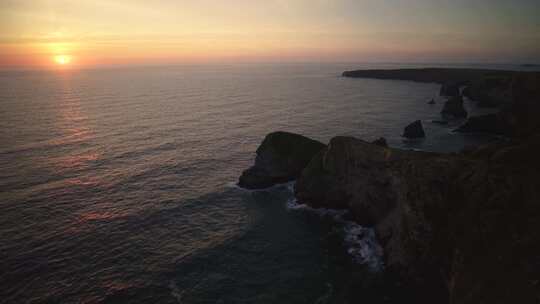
[371,137,388,147]
[238,131,326,189]
[441,96,468,118]
[428,99,436,105]
[440,82,461,97]
[402,120,426,138]
[454,114,504,134]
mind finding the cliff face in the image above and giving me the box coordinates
[295,136,540,303]
[238,131,326,189]
[341,68,517,85]
[239,70,540,303]
[501,73,540,137]
[343,69,540,138]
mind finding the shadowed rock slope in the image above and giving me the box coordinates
[344,69,540,137]
[295,135,540,304]
[238,131,326,189]
[239,73,540,303]
[342,68,516,85]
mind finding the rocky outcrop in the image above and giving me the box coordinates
[458,72,540,136]
[311,68,540,303]
[498,73,540,137]
[441,96,467,118]
[463,77,512,108]
[454,114,505,134]
[403,120,426,138]
[342,68,516,84]
[342,68,540,136]
[462,76,513,108]
[238,131,326,189]
[236,70,540,302]
[295,137,437,222]
[440,82,461,97]
[372,137,388,147]
[295,135,540,304]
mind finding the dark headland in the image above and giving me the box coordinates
[342,68,517,83]
[239,68,540,303]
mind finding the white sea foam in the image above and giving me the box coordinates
[231,180,384,270]
[168,281,184,303]
[287,197,384,271]
[342,222,384,270]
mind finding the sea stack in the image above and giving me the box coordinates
[441,96,468,118]
[238,131,326,189]
[440,82,461,97]
[403,120,426,138]
[372,137,388,147]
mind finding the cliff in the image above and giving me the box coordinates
[238,131,326,189]
[344,69,540,137]
[341,68,516,85]
[239,71,540,303]
[295,135,540,303]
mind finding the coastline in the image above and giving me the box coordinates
[238,68,540,303]
[341,67,519,84]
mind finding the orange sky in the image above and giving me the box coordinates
[1,0,539,69]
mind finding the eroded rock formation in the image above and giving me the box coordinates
[240,71,540,303]
[454,113,505,134]
[441,96,468,118]
[238,131,326,189]
[403,120,426,138]
[440,82,461,97]
[295,136,540,304]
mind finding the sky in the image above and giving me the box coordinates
[1,0,539,69]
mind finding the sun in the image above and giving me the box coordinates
[54,55,72,65]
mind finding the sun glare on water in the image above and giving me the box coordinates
[54,55,72,65]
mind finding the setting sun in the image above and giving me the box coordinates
[54,55,72,65]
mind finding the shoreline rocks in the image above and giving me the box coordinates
[440,82,461,97]
[454,114,504,134]
[293,134,540,304]
[342,68,518,85]
[403,120,426,138]
[295,137,437,223]
[237,131,326,189]
[372,137,388,147]
[441,96,467,118]
[238,70,540,303]
[462,77,513,108]
[343,68,540,137]
[432,120,448,125]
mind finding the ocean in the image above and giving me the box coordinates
[0,63,530,303]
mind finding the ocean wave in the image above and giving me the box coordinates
[229,179,384,270]
[287,197,384,271]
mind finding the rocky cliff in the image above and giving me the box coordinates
[238,131,326,189]
[239,71,540,303]
[295,135,540,304]
[341,68,516,86]
[343,68,540,137]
